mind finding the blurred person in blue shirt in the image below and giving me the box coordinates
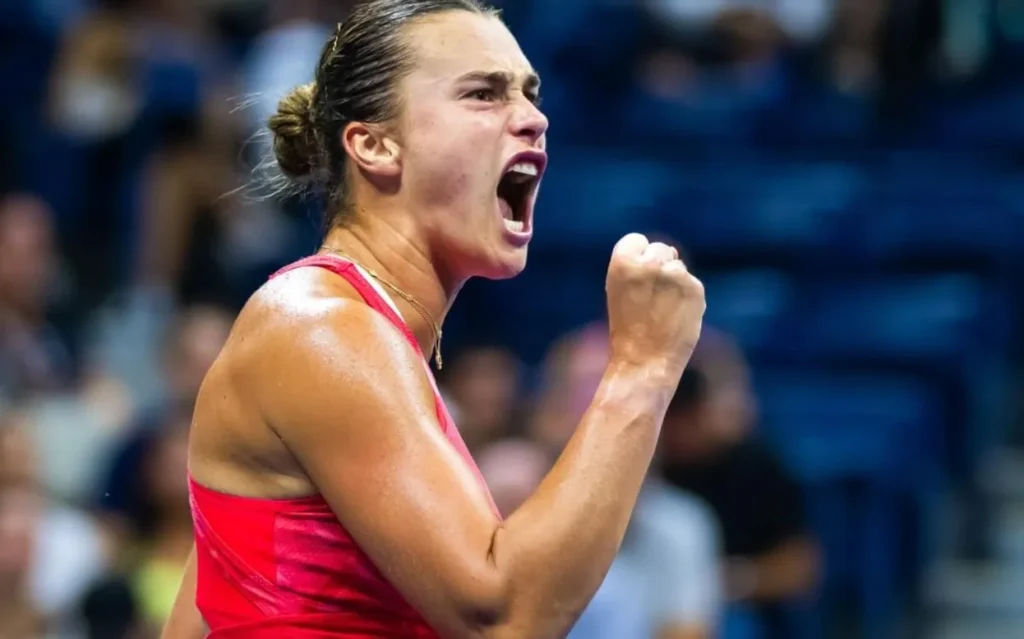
[659,329,820,639]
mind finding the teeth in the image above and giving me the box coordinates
[509,162,538,177]
[504,219,524,233]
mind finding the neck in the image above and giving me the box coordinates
[319,213,461,362]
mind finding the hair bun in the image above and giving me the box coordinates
[268,83,321,183]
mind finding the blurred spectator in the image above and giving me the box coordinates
[476,436,652,638]
[46,0,221,316]
[441,345,524,453]
[476,438,551,519]
[79,575,141,639]
[813,0,886,95]
[79,411,193,638]
[646,0,835,47]
[242,0,337,139]
[0,422,45,638]
[0,413,107,638]
[128,415,193,633]
[47,0,142,144]
[522,324,724,639]
[96,304,232,540]
[0,194,71,403]
[528,323,608,454]
[660,330,820,639]
[637,0,833,99]
[135,106,242,308]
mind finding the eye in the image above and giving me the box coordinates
[466,88,498,102]
[526,92,543,107]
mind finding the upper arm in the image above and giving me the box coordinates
[256,301,504,636]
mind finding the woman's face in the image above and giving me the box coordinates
[393,11,549,282]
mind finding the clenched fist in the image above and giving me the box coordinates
[605,233,705,382]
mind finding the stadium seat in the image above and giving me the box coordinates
[754,371,945,639]
[701,270,795,356]
[755,371,943,485]
[533,153,671,246]
[662,161,863,270]
[777,275,988,367]
[856,165,1023,272]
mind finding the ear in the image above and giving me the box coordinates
[341,122,401,178]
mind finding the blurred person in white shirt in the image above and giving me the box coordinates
[521,323,723,639]
[0,412,107,638]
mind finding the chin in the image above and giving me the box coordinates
[476,246,529,281]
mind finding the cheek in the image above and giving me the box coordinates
[406,110,499,197]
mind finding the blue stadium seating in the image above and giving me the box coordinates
[776,274,988,367]
[755,371,946,639]
[701,270,795,356]
[660,161,864,270]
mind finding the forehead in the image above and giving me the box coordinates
[403,11,534,83]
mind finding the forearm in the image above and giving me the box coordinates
[489,363,674,636]
[161,547,207,639]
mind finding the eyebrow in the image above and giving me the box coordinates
[457,70,542,93]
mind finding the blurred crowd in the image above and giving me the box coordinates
[1,0,1022,638]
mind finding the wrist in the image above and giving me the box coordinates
[600,359,677,412]
[605,357,679,389]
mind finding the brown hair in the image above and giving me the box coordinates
[268,0,498,225]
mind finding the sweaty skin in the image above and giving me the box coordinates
[166,235,703,639]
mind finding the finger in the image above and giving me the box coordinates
[642,242,676,265]
[661,259,689,276]
[612,233,650,261]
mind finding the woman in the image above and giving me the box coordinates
[164,1,706,637]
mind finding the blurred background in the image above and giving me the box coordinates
[1,0,1023,637]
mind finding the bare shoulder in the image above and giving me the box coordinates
[189,266,432,497]
[229,267,427,394]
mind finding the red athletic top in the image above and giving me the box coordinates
[189,255,498,638]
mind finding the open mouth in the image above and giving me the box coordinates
[497,154,545,234]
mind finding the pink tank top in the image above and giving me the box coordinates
[188,254,497,638]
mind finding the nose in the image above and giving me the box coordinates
[510,97,548,144]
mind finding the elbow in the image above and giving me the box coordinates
[439,569,513,639]
[447,583,571,639]
[444,531,580,639]
[463,596,583,639]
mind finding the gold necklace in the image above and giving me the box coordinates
[324,248,443,369]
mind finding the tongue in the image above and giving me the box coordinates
[498,197,514,221]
